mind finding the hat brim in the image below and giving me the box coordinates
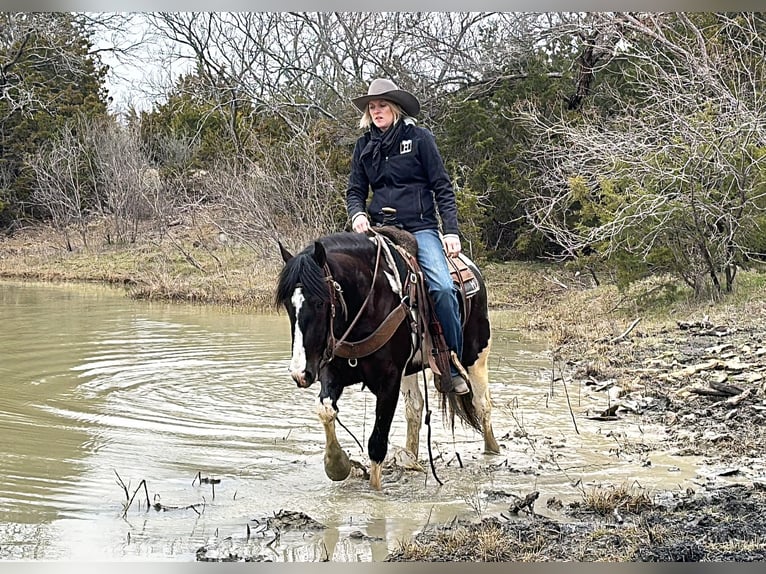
[352,90,420,117]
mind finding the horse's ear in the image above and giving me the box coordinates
[278,241,293,263]
[312,241,327,267]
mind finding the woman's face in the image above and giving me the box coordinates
[368,99,395,131]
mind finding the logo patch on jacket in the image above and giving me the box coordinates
[400,140,412,154]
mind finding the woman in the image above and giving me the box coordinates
[345,78,469,395]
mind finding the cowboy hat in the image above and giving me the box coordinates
[351,78,421,117]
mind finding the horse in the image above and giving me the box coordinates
[275,230,499,490]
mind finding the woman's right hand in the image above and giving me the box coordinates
[352,213,371,233]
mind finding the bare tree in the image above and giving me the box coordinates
[140,13,538,130]
[81,12,165,114]
[27,123,91,250]
[86,119,155,244]
[206,133,346,257]
[516,12,766,297]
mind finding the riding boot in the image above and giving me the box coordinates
[449,351,470,395]
[429,317,456,393]
[429,318,470,395]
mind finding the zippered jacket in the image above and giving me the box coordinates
[346,120,459,236]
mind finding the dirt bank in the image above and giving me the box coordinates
[384,310,766,562]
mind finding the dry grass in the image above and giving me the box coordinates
[390,519,555,562]
[0,216,282,311]
[576,483,654,516]
[3,213,766,329]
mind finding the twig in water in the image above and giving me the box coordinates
[560,376,580,435]
[549,354,556,397]
[266,526,281,548]
[422,505,435,531]
[193,471,221,500]
[114,470,130,502]
[509,410,536,453]
[119,478,151,518]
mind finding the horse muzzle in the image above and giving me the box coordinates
[291,370,315,388]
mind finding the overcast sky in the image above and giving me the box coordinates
[92,14,194,116]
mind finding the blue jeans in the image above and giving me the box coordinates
[413,229,462,376]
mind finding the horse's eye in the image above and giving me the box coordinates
[315,300,325,311]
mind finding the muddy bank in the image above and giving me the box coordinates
[576,314,766,469]
[387,483,766,561]
[386,311,766,562]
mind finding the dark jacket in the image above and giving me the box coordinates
[346,119,459,235]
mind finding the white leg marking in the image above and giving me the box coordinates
[317,399,351,481]
[370,461,383,491]
[401,373,424,458]
[467,338,499,454]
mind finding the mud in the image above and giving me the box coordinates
[385,313,766,562]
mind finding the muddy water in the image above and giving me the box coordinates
[0,280,701,561]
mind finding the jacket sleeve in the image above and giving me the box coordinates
[419,129,459,236]
[346,137,370,222]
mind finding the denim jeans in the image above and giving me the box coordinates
[413,229,462,375]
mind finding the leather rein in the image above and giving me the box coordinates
[321,233,412,367]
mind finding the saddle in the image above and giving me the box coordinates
[374,226,480,393]
[447,253,480,298]
[374,226,480,301]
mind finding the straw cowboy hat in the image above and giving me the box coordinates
[351,78,421,117]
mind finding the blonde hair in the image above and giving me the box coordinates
[358,100,403,129]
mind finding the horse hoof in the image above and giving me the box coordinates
[324,452,352,481]
[324,440,352,481]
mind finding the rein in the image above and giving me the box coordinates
[322,234,409,365]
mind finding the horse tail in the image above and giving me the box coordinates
[440,391,483,435]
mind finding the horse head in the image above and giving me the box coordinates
[276,239,334,389]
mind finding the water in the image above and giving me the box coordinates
[0,279,700,561]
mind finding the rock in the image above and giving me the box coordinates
[705,343,734,354]
[722,359,751,373]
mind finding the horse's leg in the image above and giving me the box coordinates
[317,378,351,481]
[400,372,424,459]
[317,399,352,480]
[466,338,500,454]
[368,384,401,491]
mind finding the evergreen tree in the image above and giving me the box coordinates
[0,12,108,226]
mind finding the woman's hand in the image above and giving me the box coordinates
[442,233,461,257]
[352,213,371,233]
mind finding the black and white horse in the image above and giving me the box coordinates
[276,231,498,490]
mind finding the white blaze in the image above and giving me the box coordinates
[289,287,307,374]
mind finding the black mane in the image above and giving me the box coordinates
[275,232,375,308]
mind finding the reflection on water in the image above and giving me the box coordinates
[0,279,701,561]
